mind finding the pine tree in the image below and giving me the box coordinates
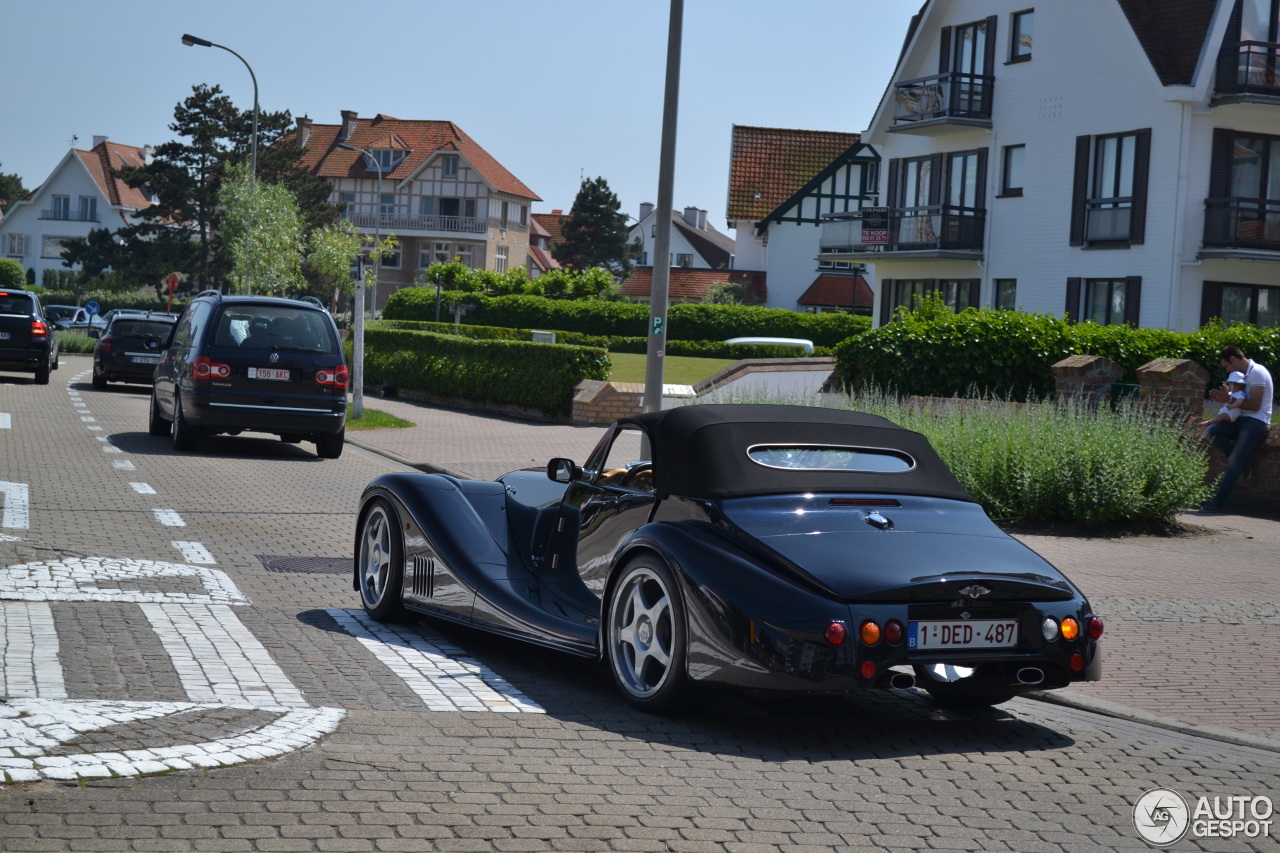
[553,176,639,276]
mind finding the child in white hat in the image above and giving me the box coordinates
[1200,371,1249,426]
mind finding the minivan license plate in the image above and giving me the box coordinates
[249,367,290,381]
[908,620,1017,650]
[0,332,9,340]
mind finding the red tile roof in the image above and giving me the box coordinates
[797,274,874,311]
[619,267,766,303]
[531,211,566,247]
[726,125,860,223]
[291,113,539,200]
[75,141,152,210]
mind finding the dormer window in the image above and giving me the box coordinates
[443,155,458,177]
[365,149,405,172]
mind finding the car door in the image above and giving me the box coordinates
[154,303,203,417]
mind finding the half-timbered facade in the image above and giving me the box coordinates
[726,125,879,312]
[829,0,1280,332]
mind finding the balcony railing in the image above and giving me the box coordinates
[1203,197,1280,251]
[1085,198,1132,242]
[1216,41,1280,98]
[892,72,993,124]
[819,206,985,254]
[345,209,487,234]
[40,209,98,222]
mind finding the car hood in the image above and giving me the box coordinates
[716,495,1078,602]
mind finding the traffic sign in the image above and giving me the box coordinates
[166,273,180,293]
[84,300,100,316]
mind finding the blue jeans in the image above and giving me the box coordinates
[1206,417,1270,507]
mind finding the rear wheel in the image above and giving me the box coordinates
[316,428,344,459]
[358,498,407,621]
[606,555,692,713]
[171,394,198,451]
[148,390,171,437]
[34,359,50,385]
[92,369,107,390]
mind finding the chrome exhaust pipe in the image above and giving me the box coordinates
[1017,667,1045,685]
[889,672,916,690]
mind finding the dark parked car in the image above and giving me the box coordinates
[0,289,60,384]
[353,404,1104,713]
[149,291,348,458]
[90,312,178,389]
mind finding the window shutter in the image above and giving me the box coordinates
[1123,276,1142,326]
[927,154,944,206]
[879,280,894,325]
[975,148,989,207]
[967,279,981,308]
[1069,136,1092,246]
[1065,277,1082,322]
[886,158,900,210]
[1128,129,1152,245]
[939,27,953,74]
[983,16,997,74]
[1200,281,1224,326]
[1208,128,1234,198]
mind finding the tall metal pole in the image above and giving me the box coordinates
[336,143,385,420]
[643,0,683,414]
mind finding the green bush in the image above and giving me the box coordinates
[383,288,869,347]
[353,327,609,419]
[38,290,185,315]
[56,331,96,353]
[0,258,25,289]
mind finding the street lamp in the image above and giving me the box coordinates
[335,142,386,420]
[180,34,258,180]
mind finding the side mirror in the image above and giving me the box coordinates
[88,328,101,339]
[547,457,581,484]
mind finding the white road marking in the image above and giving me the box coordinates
[102,445,122,454]
[112,460,136,470]
[153,509,185,527]
[172,541,215,564]
[327,609,544,713]
[0,602,66,698]
[0,557,247,604]
[0,413,10,429]
[130,483,156,494]
[0,481,30,529]
[87,426,102,432]
[80,416,94,422]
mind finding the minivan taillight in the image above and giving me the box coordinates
[315,365,349,389]
[192,355,231,380]
[98,335,114,355]
[31,319,49,340]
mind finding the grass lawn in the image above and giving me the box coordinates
[608,352,735,385]
[346,404,414,430]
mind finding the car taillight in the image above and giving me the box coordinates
[31,319,48,340]
[315,365,349,388]
[192,355,230,379]
[883,619,905,645]
[1087,617,1104,639]
[823,622,846,646]
[98,336,114,354]
[859,620,881,646]
[1060,617,1080,641]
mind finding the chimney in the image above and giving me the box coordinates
[142,145,154,165]
[683,206,700,228]
[339,110,358,142]
[92,135,108,149]
[697,208,707,230]
[639,201,655,222]
[296,115,312,148]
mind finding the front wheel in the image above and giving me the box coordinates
[148,390,171,436]
[316,428,344,459]
[358,498,407,622]
[606,556,692,713]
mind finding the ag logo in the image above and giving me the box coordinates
[1134,788,1190,846]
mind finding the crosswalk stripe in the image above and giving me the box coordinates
[0,481,30,529]
[0,602,67,698]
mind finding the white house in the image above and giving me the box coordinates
[627,204,736,270]
[826,0,1280,332]
[0,137,153,283]
[726,125,878,313]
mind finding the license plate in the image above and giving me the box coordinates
[0,332,9,340]
[908,619,1018,650]
[130,355,160,364]
[249,367,291,381]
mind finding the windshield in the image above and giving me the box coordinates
[747,445,915,473]
[112,320,174,338]
[212,306,334,352]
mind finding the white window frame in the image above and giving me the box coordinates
[51,195,70,219]
[5,233,26,256]
[455,244,474,267]
[443,155,458,178]
[495,245,508,272]
[42,235,71,259]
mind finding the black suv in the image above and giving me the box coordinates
[150,292,348,458]
[0,289,60,385]
[90,311,178,389]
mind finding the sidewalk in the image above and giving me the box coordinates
[346,393,1280,751]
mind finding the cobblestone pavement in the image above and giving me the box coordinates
[0,360,1277,852]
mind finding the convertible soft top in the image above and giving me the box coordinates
[619,404,974,502]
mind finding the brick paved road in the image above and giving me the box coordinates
[1,358,1278,852]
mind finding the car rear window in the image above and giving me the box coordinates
[747,445,914,473]
[113,320,173,338]
[0,293,35,315]
[212,306,334,352]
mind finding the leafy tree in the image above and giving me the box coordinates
[0,258,24,289]
[707,279,761,305]
[306,223,363,307]
[0,164,28,215]
[552,176,639,276]
[220,164,305,296]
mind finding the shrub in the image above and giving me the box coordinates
[56,331,96,353]
[0,258,25,289]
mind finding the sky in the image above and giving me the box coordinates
[0,1,919,235]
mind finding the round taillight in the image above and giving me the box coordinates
[859,661,877,679]
[193,360,210,378]
[884,619,904,645]
[823,622,846,646]
[1069,653,1085,672]
[1060,617,1080,641]
[1041,617,1059,641]
[859,620,881,646]
[1087,617,1104,639]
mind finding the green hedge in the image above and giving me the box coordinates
[383,289,869,347]
[351,327,609,419]
[37,290,185,314]
[833,298,1280,400]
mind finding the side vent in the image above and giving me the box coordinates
[411,555,435,598]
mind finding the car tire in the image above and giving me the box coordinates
[171,393,198,451]
[913,665,1015,708]
[92,370,107,390]
[315,429,344,459]
[34,359,50,385]
[606,555,692,714]
[148,389,171,437]
[358,498,407,622]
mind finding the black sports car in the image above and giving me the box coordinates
[354,404,1103,712]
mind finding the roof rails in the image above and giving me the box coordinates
[297,295,325,310]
